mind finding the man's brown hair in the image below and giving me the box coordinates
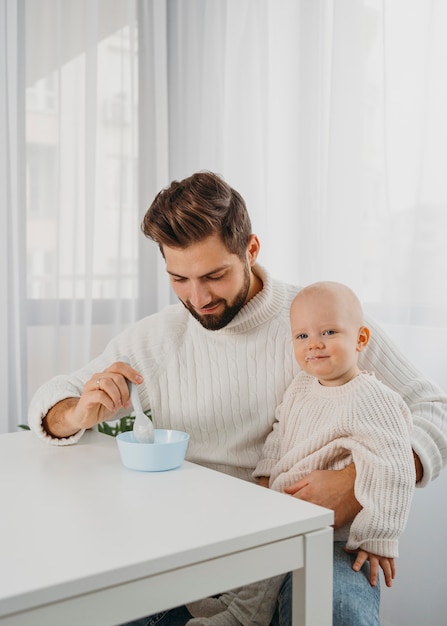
[141,171,252,258]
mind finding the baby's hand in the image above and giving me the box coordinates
[350,548,396,587]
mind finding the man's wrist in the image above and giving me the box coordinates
[43,398,80,439]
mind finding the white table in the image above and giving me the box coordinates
[0,430,333,626]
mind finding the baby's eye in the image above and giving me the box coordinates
[296,333,308,340]
[323,329,336,336]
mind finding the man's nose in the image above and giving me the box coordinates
[189,282,212,308]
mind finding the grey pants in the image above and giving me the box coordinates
[186,574,287,626]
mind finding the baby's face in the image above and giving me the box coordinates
[290,288,367,386]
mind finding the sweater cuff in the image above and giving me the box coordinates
[252,458,275,480]
[28,382,85,446]
[346,537,399,559]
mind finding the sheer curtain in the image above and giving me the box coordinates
[1,0,27,432]
[2,0,447,434]
[165,0,447,389]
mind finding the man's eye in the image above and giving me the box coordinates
[172,277,186,283]
[207,274,224,281]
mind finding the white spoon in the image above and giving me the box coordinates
[121,356,155,444]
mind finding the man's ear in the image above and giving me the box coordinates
[247,234,261,266]
[356,326,370,352]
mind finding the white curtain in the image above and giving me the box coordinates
[2,0,447,433]
[1,0,27,432]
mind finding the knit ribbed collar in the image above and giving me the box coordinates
[189,264,289,336]
[309,371,373,397]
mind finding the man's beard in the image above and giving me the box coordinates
[183,264,251,331]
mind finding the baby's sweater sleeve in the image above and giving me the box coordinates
[346,382,415,557]
[253,379,297,480]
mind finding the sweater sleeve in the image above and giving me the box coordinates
[28,305,185,445]
[253,380,298,479]
[345,383,415,557]
[27,351,134,446]
[27,374,87,445]
[252,408,283,479]
[359,315,447,486]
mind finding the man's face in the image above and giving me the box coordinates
[163,234,253,330]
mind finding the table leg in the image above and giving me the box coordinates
[291,527,333,626]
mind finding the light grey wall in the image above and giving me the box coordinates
[380,469,447,625]
[378,324,447,625]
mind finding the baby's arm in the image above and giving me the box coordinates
[351,549,395,588]
[256,476,270,488]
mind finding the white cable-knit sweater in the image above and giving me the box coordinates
[253,371,415,557]
[28,265,447,485]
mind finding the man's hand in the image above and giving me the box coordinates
[43,360,143,438]
[283,464,361,529]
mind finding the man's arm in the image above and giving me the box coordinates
[284,464,360,528]
[285,454,422,529]
[42,398,82,439]
[32,361,143,441]
[360,315,447,485]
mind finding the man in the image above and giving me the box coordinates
[29,171,447,626]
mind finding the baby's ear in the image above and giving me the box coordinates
[356,326,370,352]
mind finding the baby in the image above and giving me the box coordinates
[187,281,415,626]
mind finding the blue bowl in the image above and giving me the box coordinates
[116,429,190,472]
